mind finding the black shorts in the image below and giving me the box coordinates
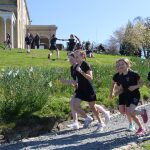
[68,46,74,52]
[75,90,96,102]
[50,45,57,50]
[126,93,140,107]
[118,94,127,105]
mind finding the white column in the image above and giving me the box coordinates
[11,19,14,48]
[4,18,7,41]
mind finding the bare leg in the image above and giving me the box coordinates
[89,101,103,123]
[95,104,107,114]
[73,98,87,118]
[119,105,133,125]
[127,105,142,128]
[56,49,59,59]
[70,96,78,123]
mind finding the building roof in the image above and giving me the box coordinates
[0,9,13,12]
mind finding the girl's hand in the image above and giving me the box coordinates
[76,66,82,73]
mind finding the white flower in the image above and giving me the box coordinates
[13,70,19,78]
[8,70,13,76]
[29,67,33,72]
[48,81,52,87]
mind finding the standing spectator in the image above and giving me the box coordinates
[4,33,11,50]
[34,33,40,49]
[30,33,34,49]
[25,32,33,53]
[85,41,94,58]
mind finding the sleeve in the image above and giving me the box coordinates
[83,62,91,72]
[147,72,150,81]
[70,67,76,80]
[134,72,140,81]
[113,74,117,82]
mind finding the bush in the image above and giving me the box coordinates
[0,67,52,122]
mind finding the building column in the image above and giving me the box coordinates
[4,18,7,41]
[11,20,14,48]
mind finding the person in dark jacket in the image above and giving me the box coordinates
[34,33,40,49]
[25,32,33,53]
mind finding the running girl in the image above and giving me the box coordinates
[110,59,135,131]
[61,53,110,130]
[72,51,109,130]
[48,34,63,60]
[114,58,148,135]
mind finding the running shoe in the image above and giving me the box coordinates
[67,122,79,130]
[136,127,145,135]
[129,124,135,132]
[83,116,93,128]
[96,122,106,131]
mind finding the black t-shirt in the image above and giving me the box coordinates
[113,73,122,86]
[75,61,95,93]
[70,65,77,80]
[25,36,33,45]
[50,38,57,46]
[68,39,76,48]
[119,70,140,96]
[147,72,150,81]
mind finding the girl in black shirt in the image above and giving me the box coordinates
[61,53,110,130]
[115,58,148,135]
[48,34,63,60]
[63,34,80,54]
[110,61,135,131]
[72,51,107,130]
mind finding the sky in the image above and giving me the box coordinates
[26,0,150,44]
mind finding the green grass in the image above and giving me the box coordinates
[142,140,150,150]
[0,49,121,68]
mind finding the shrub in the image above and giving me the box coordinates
[0,67,52,122]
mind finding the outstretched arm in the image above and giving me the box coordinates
[60,77,77,86]
[74,35,81,43]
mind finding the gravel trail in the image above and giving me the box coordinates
[0,104,150,150]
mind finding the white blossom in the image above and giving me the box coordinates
[13,70,19,78]
[8,70,13,76]
[29,67,33,72]
[48,81,52,87]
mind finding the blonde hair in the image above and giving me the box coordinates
[116,58,132,68]
[74,50,86,61]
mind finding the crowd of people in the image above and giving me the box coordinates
[24,32,95,59]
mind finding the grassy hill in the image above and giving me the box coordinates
[0,48,149,123]
[0,49,121,68]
